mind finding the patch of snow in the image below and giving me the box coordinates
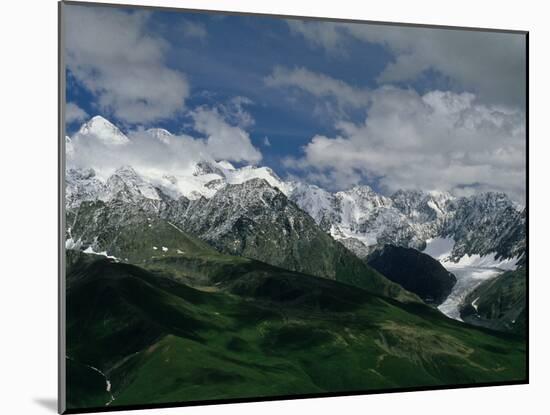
[152,246,158,250]
[442,253,519,270]
[167,222,186,234]
[65,238,82,250]
[86,363,115,406]
[82,246,118,261]
[471,297,480,312]
[423,237,455,261]
[162,246,168,252]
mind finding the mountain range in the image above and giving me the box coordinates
[67,116,526,266]
[64,116,527,410]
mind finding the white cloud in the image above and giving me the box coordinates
[65,102,88,123]
[64,5,190,124]
[265,66,370,111]
[182,20,207,41]
[191,106,262,164]
[287,20,526,108]
[286,86,526,202]
[67,107,262,180]
[288,20,344,54]
[218,96,255,128]
[263,136,271,147]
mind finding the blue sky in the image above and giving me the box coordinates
[64,4,527,200]
[66,9,388,168]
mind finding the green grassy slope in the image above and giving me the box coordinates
[460,268,526,335]
[68,201,420,303]
[65,251,526,410]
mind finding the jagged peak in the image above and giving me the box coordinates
[458,191,514,208]
[112,165,139,176]
[345,184,376,194]
[67,167,97,180]
[225,177,278,193]
[192,160,225,177]
[392,188,424,198]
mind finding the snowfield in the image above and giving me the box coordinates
[423,237,519,320]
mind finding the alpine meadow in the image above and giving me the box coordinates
[61,2,527,412]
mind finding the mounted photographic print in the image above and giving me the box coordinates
[59,1,528,413]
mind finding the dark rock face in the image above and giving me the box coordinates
[367,245,456,305]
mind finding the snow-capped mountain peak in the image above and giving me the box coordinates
[76,115,130,146]
[146,128,173,144]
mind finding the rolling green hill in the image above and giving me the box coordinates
[66,249,526,410]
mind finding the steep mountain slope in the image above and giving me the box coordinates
[66,168,106,209]
[66,249,526,410]
[459,268,526,335]
[66,192,419,303]
[172,179,415,301]
[367,245,457,305]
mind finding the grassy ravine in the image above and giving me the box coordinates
[66,249,526,410]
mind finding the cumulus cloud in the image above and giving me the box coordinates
[287,20,526,108]
[64,5,189,124]
[285,86,526,202]
[191,106,262,163]
[265,66,370,112]
[67,107,262,180]
[65,102,88,123]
